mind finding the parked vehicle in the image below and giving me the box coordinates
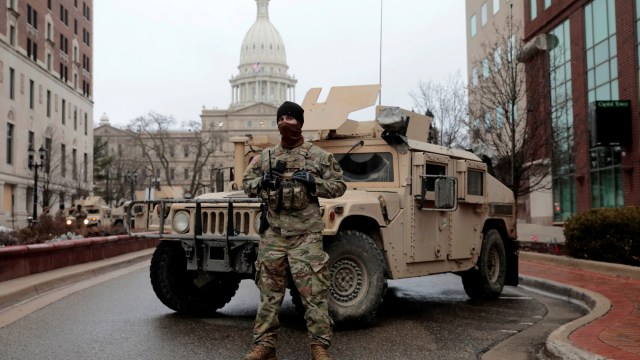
[128,85,518,323]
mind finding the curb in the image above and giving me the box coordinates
[518,251,640,360]
[0,248,154,311]
[519,275,609,360]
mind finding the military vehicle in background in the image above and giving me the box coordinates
[66,196,112,226]
[127,186,184,231]
[128,85,518,323]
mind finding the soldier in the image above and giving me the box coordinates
[243,101,346,360]
[71,204,88,223]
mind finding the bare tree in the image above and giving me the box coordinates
[411,71,469,148]
[181,121,224,196]
[126,112,177,187]
[467,17,568,210]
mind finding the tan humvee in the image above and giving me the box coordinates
[66,196,112,226]
[129,85,518,323]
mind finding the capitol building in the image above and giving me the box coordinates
[95,0,297,197]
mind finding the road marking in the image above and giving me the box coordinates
[499,296,532,300]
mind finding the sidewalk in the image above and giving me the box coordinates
[517,220,640,360]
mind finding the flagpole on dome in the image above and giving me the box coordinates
[378,0,383,105]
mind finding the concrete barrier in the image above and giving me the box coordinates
[0,235,159,282]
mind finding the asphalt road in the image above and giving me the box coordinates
[0,267,583,360]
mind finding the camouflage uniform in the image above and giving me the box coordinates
[243,142,346,349]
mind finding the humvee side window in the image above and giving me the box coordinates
[468,170,484,196]
[423,163,446,192]
[335,152,394,182]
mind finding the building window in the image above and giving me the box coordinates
[585,0,622,209]
[183,144,189,157]
[9,68,15,100]
[530,0,538,20]
[27,5,38,29]
[6,123,14,165]
[481,3,488,26]
[72,149,77,180]
[74,107,78,130]
[62,99,66,124]
[549,20,576,222]
[636,0,640,69]
[60,5,69,25]
[184,168,189,180]
[470,15,477,37]
[47,90,51,117]
[544,0,552,9]
[170,168,175,181]
[9,26,16,46]
[84,113,88,135]
[29,80,35,109]
[493,0,500,14]
[471,67,479,87]
[482,58,490,79]
[84,153,88,182]
[61,144,66,177]
[495,107,504,128]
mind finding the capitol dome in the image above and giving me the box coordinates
[229,0,297,108]
[239,0,286,66]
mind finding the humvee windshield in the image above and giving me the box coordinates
[88,209,100,214]
[335,152,394,182]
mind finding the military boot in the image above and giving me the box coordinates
[310,344,332,360]
[244,344,277,360]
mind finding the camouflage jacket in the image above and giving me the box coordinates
[243,142,347,236]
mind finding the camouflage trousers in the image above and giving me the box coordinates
[253,227,333,348]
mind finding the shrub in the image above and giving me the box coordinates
[0,215,127,246]
[564,207,640,266]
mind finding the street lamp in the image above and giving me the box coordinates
[28,145,47,223]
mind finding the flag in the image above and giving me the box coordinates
[252,62,261,73]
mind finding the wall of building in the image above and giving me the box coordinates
[0,0,94,229]
[523,0,640,216]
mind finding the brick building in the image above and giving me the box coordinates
[522,0,640,221]
[0,0,94,228]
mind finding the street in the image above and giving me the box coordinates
[0,265,584,360]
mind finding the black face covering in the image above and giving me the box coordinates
[278,121,304,148]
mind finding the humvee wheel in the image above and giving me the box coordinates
[461,228,506,300]
[150,241,240,316]
[326,230,387,323]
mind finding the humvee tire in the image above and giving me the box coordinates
[150,241,240,316]
[326,230,387,323]
[461,228,506,300]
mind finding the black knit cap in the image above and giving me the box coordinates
[277,101,304,127]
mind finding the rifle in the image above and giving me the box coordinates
[259,151,286,234]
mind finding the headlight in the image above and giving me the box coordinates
[83,219,89,225]
[172,210,190,233]
[66,219,72,225]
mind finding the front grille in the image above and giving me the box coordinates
[201,209,259,236]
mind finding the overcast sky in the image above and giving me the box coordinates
[94,0,467,128]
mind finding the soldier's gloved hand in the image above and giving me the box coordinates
[261,171,282,190]
[292,170,317,193]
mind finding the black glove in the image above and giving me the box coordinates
[292,170,316,193]
[261,171,282,190]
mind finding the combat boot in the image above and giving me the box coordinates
[244,344,277,360]
[310,344,332,360]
